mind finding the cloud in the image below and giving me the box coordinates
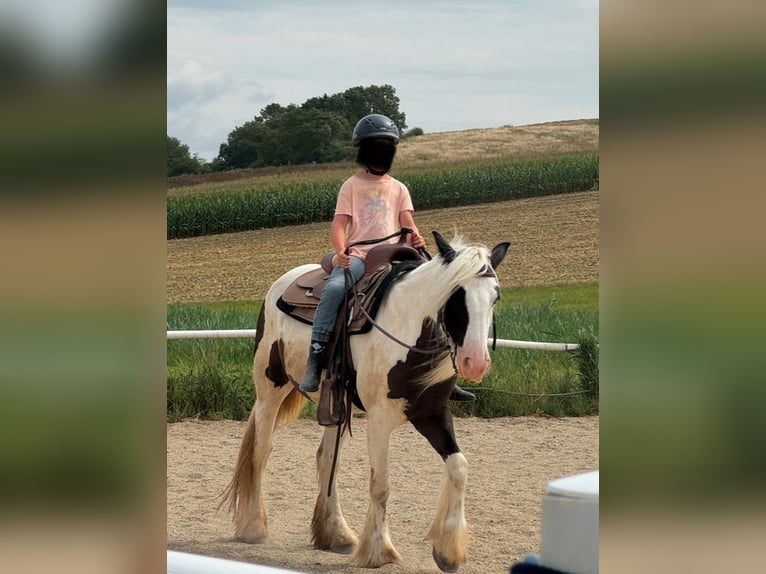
[167,59,226,110]
[167,1,598,159]
[168,78,273,161]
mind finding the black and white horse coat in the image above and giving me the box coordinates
[222,232,509,572]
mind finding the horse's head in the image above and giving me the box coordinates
[433,231,510,382]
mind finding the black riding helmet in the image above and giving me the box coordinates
[352,114,400,146]
[353,114,399,175]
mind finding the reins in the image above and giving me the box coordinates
[346,232,450,356]
[327,228,439,497]
[349,281,450,355]
[328,229,413,497]
[325,230,498,497]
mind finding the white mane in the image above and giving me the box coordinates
[390,235,495,389]
[407,235,493,320]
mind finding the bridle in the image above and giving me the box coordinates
[343,229,449,357]
[327,231,496,497]
[345,231,499,358]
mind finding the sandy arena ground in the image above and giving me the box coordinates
[168,185,600,572]
[167,415,598,573]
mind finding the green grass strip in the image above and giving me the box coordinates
[166,282,598,421]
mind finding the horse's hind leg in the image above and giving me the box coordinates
[352,413,402,568]
[224,382,297,543]
[311,425,358,553]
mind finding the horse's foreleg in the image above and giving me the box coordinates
[352,415,402,568]
[412,414,469,573]
[311,425,358,553]
[427,452,469,572]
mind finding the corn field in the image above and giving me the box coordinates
[167,152,598,239]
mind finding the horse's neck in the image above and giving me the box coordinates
[391,260,460,321]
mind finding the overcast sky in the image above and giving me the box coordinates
[168,1,598,161]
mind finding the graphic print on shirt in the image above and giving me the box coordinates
[356,183,391,233]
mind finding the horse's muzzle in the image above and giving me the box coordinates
[456,347,491,382]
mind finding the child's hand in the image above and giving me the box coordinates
[333,251,351,268]
[410,232,426,249]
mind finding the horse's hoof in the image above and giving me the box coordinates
[328,543,356,555]
[432,548,459,573]
[235,534,268,544]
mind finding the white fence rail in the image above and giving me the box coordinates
[166,330,579,351]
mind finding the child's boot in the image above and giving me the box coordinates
[449,384,476,401]
[299,340,327,393]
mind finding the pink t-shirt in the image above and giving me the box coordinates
[335,171,415,259]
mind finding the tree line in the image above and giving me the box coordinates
[168,84,422,177]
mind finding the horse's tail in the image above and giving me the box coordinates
[276,386,306,429]
[219,387,306,520]
[218,408,257,519]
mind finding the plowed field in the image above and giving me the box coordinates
[167,190,598,303]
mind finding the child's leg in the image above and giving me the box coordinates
[300,257,365,393]
[311,257,365,343]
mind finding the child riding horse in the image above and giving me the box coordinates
[222,231,509,572]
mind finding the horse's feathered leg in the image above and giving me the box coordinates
[352,413,402,568]
[222,302,305,544]
[226,386,293,543]
[311,424,358,553]
[410,412,469,572]
[426,452,469,572]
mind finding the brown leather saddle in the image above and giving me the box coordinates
[277,241,426,430]
[276,243,424,334]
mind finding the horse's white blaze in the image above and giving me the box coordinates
[354,243,498,393]
[455,277,496,381]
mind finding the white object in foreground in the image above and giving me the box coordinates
[540,470,599,574]
[167,551,302,574]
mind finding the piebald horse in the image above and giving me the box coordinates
[222,231,509,572]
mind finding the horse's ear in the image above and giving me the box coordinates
[432,231,456,263]
[490,242,511,270]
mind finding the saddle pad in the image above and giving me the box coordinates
[281,268,328,307]
[276,259,422,333]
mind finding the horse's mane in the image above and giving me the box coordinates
[409,234,493,319]
[383,235,495,390]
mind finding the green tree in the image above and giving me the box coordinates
[215,85,408,169]
[217,119,267,170]
[402,126,424,139]
[216,105,298,169]
[303,84,407,132]
[301,92,351,122]
[167,135,204,176]
[269,108,351,165]
[259,102,290,122]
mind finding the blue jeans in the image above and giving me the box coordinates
[311,256,365,343]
